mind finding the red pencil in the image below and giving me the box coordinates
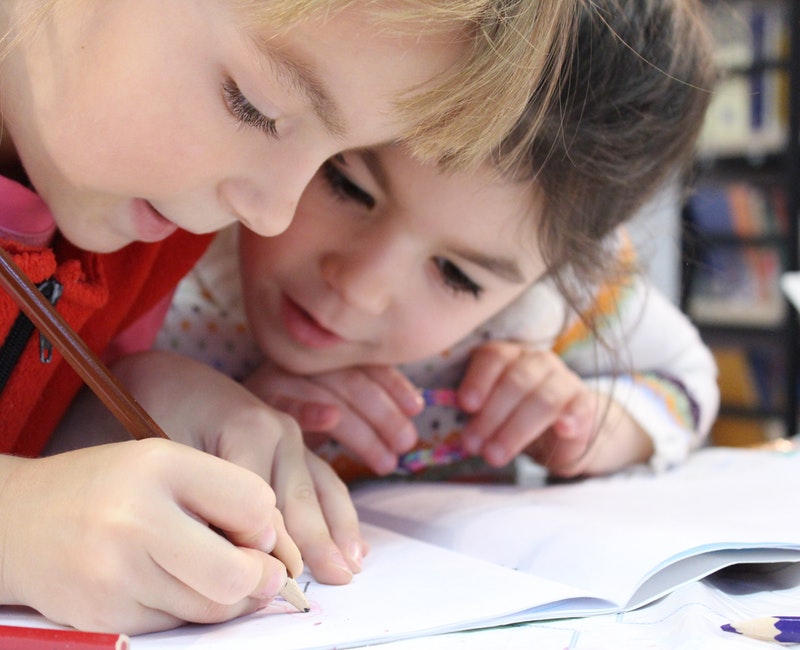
[0,625,129,650]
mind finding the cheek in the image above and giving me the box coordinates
[385,311,466,363]
[388,298,507,363]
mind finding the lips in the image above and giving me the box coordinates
[130,199,179,242]
[280,294,344,349]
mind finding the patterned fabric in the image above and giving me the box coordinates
[155,226,719,480]
[154,227,261,381]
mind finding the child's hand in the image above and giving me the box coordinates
[0,441,290,634]
[457,341,652,477]
[244,361,423,476]
[111,352,366,586]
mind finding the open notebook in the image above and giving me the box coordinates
[2,446,798,649]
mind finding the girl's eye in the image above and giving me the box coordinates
[222,78,279,139]
[322,160,376,209]
[434,257,483,299]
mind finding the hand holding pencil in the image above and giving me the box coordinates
[0,249,367,633]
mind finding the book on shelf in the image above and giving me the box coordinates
[687,245,784,326]
[688,180,787,238]
[686,179,787,326]
[711,414,786,446]
[712,345,785,410]
[3,447,799,650]
[698,0,789,158]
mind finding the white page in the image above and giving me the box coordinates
[0,524,603,650]
[354,446,800,609]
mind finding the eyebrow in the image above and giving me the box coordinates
[450,248,527,284]
[354,149,527,285]
[253,38,347,139]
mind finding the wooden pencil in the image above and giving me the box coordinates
[0,246,168,440]
[0,624,130,650]
[0,246,308,612]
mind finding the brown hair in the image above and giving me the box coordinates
[503,0,716,311]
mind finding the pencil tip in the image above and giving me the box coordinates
[721,624,739,634]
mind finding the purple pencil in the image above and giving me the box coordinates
[721,616,800,644]
[421,388,458,408]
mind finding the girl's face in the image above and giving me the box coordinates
[0,0,465,252]
[239,146,546,375]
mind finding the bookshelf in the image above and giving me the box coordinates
[681,0,799,445]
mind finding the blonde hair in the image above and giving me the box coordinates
[2,1,575,170]
[233,1,578,170]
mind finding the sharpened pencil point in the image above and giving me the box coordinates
[279,576,310,613]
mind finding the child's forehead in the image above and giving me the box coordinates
[236,0,577,171]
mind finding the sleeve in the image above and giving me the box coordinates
[552,255,719,472]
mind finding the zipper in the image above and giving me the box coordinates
[0,277,63,394]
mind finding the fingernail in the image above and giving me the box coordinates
[395,425,417,453]
[461,432,480,455]
[460,388,480,411]
[485,442,507,467]
[347,540,364,572]
[403,391,425,414]
[330,549,354,576]
[257,526,277,553]
[376,454,398,476]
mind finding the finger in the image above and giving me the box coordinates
[484,372,586,466]
[271,429,355,585]
[461,358,551,454]
[137,545,284,631]
[319,370,417,455]
[268,508,304,580]
[163,441,280,554]
[527,413,597,477]
[305,450,367,573]
[362,365,425,415]
[270,395,341,431]
[326,412,400,475]
[459,342,521,411]
[146,500,279,606]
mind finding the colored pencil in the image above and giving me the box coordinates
[0,624,129,650]
[0,246,169,441]
[721,616,800,643]
[0,246,308,613]
[421,388,458,408]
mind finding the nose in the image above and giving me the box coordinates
[320,240,399,316]
[217,156,321,237]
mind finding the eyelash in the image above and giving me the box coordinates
[322,160,375,208]
[222,78,279,139]
[435,258,483,299]
[322,160,483,299]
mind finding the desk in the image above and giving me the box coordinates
[1,445,798,649]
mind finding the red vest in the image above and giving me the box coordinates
[0,230,212,455]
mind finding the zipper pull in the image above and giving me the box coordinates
[37,278,64,364]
